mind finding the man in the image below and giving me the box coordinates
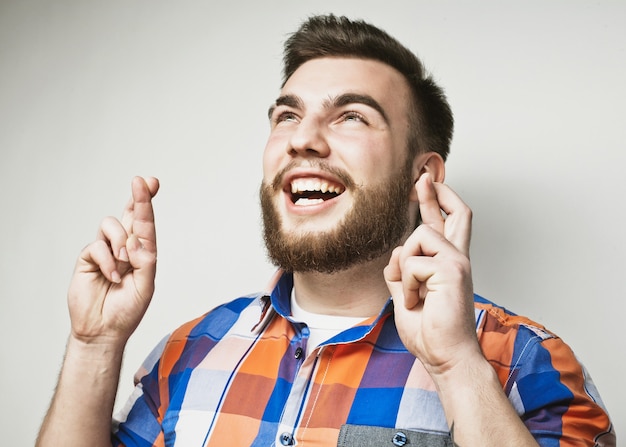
[36,14,614,447]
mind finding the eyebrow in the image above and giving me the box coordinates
[268,93,389,124]
[268,94,303,119]
[331,93,389,123]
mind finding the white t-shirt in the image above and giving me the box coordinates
[290,292,369,357]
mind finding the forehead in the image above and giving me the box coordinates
[281,57,412,111]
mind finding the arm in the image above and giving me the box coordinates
[36,176,160,447]
[385,173,538,446]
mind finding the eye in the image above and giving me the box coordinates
[340,111,368,124]
[272,110,299,126]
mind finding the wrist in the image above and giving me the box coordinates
[431,354,539,446]
[431,350,494,388]
[66,333,127,363]
[430,351,500,419]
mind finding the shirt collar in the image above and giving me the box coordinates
[254,271,394,343]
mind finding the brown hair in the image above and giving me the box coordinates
[282,14,453,161]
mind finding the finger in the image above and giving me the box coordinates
[430,182,472,257]
[384,246,403,283]
[144,176,160,197]
[387,248,439,309]
[120,176,160,238]
[397,225,465,303]
[395,227,451,306]
[129,177,159,250]
[400,224,453,265]
[125,233,157,299]
[96,216,130,262]
[416,173,444,234]
[78,240,122,284]
[385,245,434,309]
[399,256,438,309]
[384,246,409,304]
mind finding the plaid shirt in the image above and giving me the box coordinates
[113,273,615,446]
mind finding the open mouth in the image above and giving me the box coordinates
[290,178,345,206]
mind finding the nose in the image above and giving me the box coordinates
[287,117,330,158]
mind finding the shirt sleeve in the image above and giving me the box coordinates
[111,336,169,447]
[508,327,615,446]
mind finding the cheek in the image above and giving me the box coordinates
[337,138,398,180]
[262,134,285,178]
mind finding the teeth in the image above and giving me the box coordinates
[290,178,344,194]
[295,198,324,206]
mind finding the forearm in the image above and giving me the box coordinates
[36,336,125,447]
[435,356,538,447]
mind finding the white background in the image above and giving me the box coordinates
[1,1,624,444]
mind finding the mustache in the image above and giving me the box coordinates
[270,160,357,191]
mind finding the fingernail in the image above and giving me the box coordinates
[111,270,122,284]
[119,247,129,262]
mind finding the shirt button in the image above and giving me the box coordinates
[280,432,294,445]
[294,347,303,359]
[392,431,408,446]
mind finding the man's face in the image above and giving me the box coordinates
[261,57,416,273]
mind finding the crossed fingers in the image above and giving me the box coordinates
[416,173,472,257]
[92,177,159,283]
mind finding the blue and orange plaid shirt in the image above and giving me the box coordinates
[113,272,615,446]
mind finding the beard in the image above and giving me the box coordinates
[260,161,414,274]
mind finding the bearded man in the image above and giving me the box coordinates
[36,14,615,447]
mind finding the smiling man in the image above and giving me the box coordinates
[262,57,421,276]
[36,14,615,447]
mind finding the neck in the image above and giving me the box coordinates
[292,254,392,317]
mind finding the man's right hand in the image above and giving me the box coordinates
[68,176,160,346]
[36,176,160,447]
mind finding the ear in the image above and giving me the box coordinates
[409,152,445,202]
